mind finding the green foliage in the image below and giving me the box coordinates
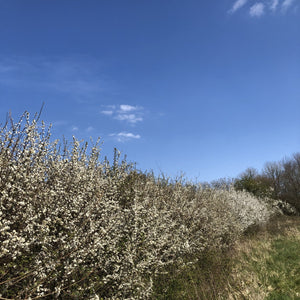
[234,168,273,199]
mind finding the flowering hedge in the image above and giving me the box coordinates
[0,112,281,299]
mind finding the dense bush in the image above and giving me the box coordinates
[0,111,282,299]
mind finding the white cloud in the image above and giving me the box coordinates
[229,0,248,13]
[101,104,144,124]
[72,126,79,132]
[249,3,265,16]
[282,0,295,11]
[117,132,141,139]
[110,132,141,142]
[119,104,138,112]
[228,0,297,16]
[270,0,279,11]
[114,113,143,124]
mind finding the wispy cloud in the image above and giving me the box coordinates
[249,3,265,17]
[0,56,109,100]
[229,0,298,15]
[229,0,248,13]
[71,126,79,132]
[70,125,95,134]
[52,120,68,127]
[101,110,114,116]
[100,104,144,124]
[270,0,279,11]
[114,113,143,123]
[282,0,296,12]
[0,64,16,73]
[109,132,141,142]
[86,126,94,132]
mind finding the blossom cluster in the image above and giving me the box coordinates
[0,112,280,299]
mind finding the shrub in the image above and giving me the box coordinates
[0,111,279,299]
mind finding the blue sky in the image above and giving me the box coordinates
[0,0,299,181]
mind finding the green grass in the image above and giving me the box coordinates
[227,216,300,300]
[152,216,300,299]
[264,238,300,299]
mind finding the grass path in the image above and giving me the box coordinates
[153,215,300,299]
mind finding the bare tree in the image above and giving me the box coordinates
[262,161,283,199]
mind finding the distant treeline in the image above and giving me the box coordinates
[212,154,300,213]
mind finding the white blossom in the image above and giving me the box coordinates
[0,111,282,299]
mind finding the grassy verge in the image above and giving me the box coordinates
[152,249,233,299]
[153,215,300,299]
[228,215,300,300]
